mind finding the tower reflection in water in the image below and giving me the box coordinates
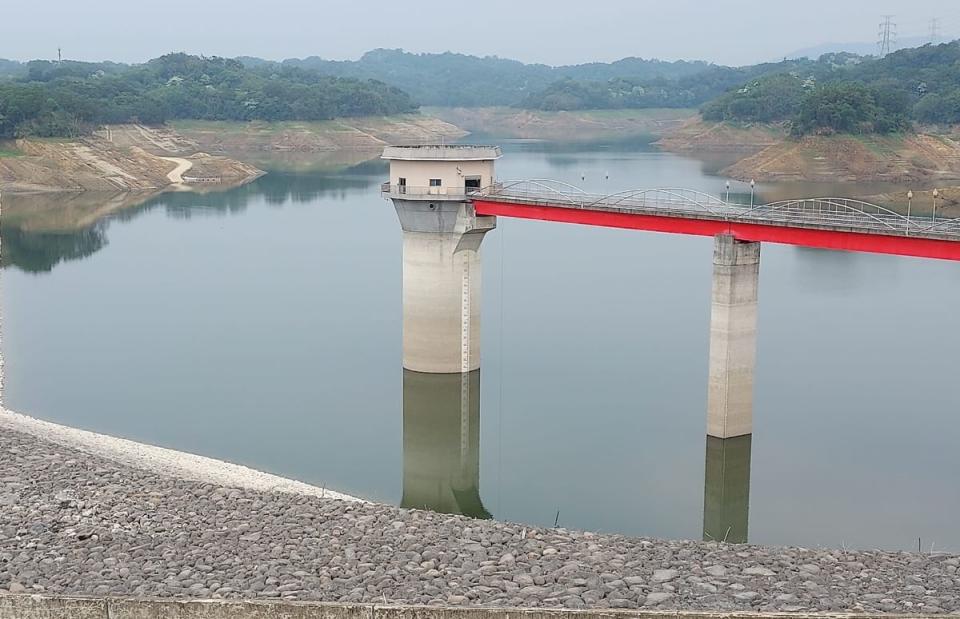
[401,369,491,519]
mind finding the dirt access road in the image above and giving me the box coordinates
[158,156,193,184]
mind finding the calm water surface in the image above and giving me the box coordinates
[3,142,958,552]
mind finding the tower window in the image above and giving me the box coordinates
[429,179,442,187]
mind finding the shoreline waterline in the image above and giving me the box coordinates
[0,407,362,502]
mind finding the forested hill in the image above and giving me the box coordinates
[701,42,960,134]
[268,49,714,107]
[519,60,810,111]
[0,59,26,79]
[4,43,959,140]
[0,54,417,138]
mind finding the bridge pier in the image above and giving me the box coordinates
[707,234,760,439]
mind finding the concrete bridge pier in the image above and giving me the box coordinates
[707,234,760,439]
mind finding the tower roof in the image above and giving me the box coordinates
[381,145,502,162]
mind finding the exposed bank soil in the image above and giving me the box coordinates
[655,118,784,155]
[171,115,467,155]
[428,107,695,142]
[860,186,960,217]
[0,125,263,194]
[724,134,960,184]
[658,119,960,187]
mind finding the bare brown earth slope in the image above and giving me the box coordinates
[428,107,695,142]
[860,186,960,217]
[0,125,262,194]
[171,115,467,154]
[655,118,783,154]
[658,118,960,185]
[724,133,960,184]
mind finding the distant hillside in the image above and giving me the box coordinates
[6,42,959,141]
[785,36,934,60]
[0,59,26,79]
[519,60,812,111]
[702,41,960,134]
[261,49,714,107]
[0,54,417,138]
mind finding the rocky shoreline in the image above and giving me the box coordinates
[0,413,958,614]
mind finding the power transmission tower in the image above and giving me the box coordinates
[930,18,941,44]
[878,15,897,56]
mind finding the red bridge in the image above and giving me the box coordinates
[461,181,960,262]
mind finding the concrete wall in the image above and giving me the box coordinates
[390,160,496,192]
[0,595,937,619]
[706,235,760,439]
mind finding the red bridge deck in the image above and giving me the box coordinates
[467,183,960,262]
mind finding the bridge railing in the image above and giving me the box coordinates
[483,182,960,240]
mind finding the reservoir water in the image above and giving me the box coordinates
[3,141,959,552]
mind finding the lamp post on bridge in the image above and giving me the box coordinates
[933,188,940,224]
[725,181,731,203]
[750,179,756,208]
[907,190,914,233]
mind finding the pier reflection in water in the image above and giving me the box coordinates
[703,435,752,544]
[400,364,754,538]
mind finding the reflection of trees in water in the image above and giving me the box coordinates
[156,173,378,216]
[257,172,376,206]
[501,136,658,171]
[1,221,108,273]
[1,172,379,273]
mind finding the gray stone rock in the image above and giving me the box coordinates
[644,592,675,606]
[1,423,959,613]
[743,566,776,577]
[651,569,679,583]
[704,565,727,577]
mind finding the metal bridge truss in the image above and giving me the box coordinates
[475,180,959,240]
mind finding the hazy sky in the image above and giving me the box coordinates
[2,0,957,66]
